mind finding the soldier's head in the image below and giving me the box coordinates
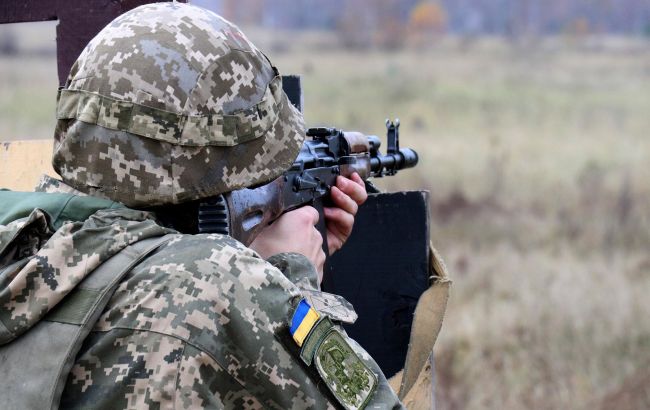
[53,2,304,208]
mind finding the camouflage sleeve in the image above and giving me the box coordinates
[61,233,402,409]
[266,254,404,408]
[266,252,320,291]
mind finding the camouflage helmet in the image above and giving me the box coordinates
[52,2,304,207]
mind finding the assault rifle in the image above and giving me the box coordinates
[197,119,418,255]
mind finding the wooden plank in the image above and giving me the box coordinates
[0,140,56,191]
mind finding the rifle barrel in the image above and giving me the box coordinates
[370,148,418,176]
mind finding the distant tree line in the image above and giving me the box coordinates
[195,0,650,38]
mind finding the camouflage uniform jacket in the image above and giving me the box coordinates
[0,180,403,409]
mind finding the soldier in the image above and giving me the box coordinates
[0,2,405,408]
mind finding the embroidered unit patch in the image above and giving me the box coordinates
[290,299,320,347]
[300,316,334,365]
[315,329,377,410]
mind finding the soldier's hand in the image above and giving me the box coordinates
[324,173,368,255]
[249,206,326,273]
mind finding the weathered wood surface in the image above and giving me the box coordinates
[0,140,56,191]
[0,0,184,85]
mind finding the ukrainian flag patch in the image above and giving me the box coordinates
[290,299,320,347]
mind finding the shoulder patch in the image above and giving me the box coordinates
[314,329,377,410]
[301,289,358,324]
[299,316,334,365]
[290,299,320,347]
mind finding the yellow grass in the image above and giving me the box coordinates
[263,32,650,409]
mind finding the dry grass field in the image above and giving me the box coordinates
[260,32,650,410]
[1,22,650,409]
[258,31,650,410]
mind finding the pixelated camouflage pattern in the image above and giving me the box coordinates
[36,174,87,196]
[0,209,51,276]
[57,231,402,409]
[0,207,171,344]
[52,3,304,207]
[267,253,358,323]
[1,186,403,408]
[267,252,321,291]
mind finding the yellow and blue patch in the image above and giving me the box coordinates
[290,299,320,347]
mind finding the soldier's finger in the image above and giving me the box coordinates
[350,172,365,188]
[324,207,353,255]
[298,205,320,226]
[312,225,324,248]
[324,206,354,237]
[337,175,367,206]
[331,186,358,216]
[312,227,326,272]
